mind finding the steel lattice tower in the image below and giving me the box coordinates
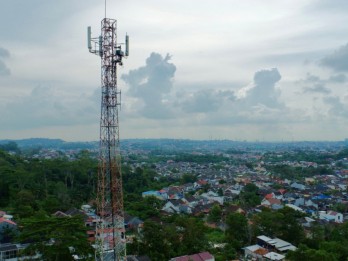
[88,18,129,261]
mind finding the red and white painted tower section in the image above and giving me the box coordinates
[88,17,129,261]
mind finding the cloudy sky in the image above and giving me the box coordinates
[1,0,348,141]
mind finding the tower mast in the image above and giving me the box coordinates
[88,15,129,261]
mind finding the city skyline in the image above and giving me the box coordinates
[1,0,348,141]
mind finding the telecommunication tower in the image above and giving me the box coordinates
[88,17,129,261]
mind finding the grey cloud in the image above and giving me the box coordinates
[122,52,176,119]
[254,68,281,85]
[298,73,348,95]
[0,47,10,76]
[0,47,10,58]
[243,68,283,108]
[320,43,348,72]
[178,68,286,126]
[181,90,235,113]
[328,74,347,83]
[323,96,348,118]
[303,83,331,94]
[303,73,320,83]
[0,61,10,76]
[0,1,96,43]
[300,74,330,94]
[183,68,291,126]
[123,56,298,128]
[307,0,348,13]
[259,50,325,65]
[0,85,99,130]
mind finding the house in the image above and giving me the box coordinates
[261,198,283,209]
[81,204,93,212]
[158,189,169,200]
[0,243,38,261]
[263,252,285,261]
[0,211,6,218]
[319,210,344,223]
[312,194,331,200]
[124,213,143,232]
[244,244,268,260]
[161,199,189,214]
[315,184,328,192]
[0,218,17,243]
[338,184,347,191]
[273,192,284,200]
[170,251,214,261]
[192,203,215,216]
[257,235,297,254]
[224,188,240,198]
[162,201,179,214]
[304,200,318,209]
[305,178,315,184]
[200,191,224,205]
[185,195,199,208]
[167,187,184,200]
[285,204,305,213]
[142,190,166,200]
[179,205,192,214]
[53,207,100,243]
[291,182,306,190]
[126,255,151,261]
[224,205,246,216]
[278,189,286,195]
[65,208,86,217]
[264,193,275,200]
[300,216,316,228]
[182,183,195,192]
[294,197,305,207]
[194,180,209,189]
[53,211,69,218]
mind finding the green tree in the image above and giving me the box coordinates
[277,207,305,245]
[140,221,171,261]
[176,217,208,255]
[18,215,93,261]
[0,141,20,153]
[240,183,261,208]
[303,223,325,249]
[225,213,249,249]
[320,241,348,261]
[251,207,305,245]
[180,173,197,184]
[208,204,222,223]
[286,244,338,261]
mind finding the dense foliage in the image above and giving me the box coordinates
[0,150,97,217]
[128,215,236,261]
[19,215,93,260]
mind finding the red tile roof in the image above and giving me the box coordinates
[0,217,16,226]
[265,193,274,199]
[267,198,281,205]
[173,252,213,261]
[278,189,286,194]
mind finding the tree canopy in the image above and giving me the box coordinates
[18,215,93,261]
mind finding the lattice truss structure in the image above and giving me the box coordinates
[94,18,126,261]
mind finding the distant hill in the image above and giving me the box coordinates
[0,138,98,150]
[120,139,347,152]
[0,138,346,152]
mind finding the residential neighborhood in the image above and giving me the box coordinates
[1,140,348,260]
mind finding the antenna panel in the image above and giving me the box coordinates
[125,35,129,56]
[87,26,92,50]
